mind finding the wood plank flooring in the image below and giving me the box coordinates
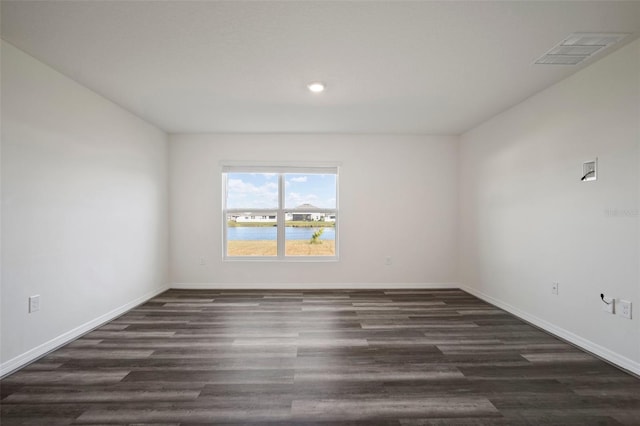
[2,289,640,425]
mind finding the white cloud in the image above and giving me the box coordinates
[289,176,308,183]
[259,173,277,179]
[227,179,278,208]
[228,179,277,192]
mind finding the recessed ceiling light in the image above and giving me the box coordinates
[307,82,325,93]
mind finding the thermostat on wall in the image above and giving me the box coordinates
[581,158,597,182]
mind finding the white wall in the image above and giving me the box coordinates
[1,42,169,375]
[170,134,458,287]
[459,39,640,374]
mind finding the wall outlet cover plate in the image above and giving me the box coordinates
[28,295,40,313]
[618,299,632,319]
[582,159,597,181]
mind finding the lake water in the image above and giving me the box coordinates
[228,227,335,241]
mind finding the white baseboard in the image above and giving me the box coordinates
[461,284,640,377]
[170,282,460,290]
[0,284,170,378]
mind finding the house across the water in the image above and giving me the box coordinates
[230,204,336,223]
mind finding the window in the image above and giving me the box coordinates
[223,166,338,260]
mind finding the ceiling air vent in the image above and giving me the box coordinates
[535,32,629,65]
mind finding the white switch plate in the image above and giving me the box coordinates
[602,296,614,314]
[582,159,597,182]
[552,282,559,295]
[618,300,632,319]
[385,256,392,266]
[29,295,40,313]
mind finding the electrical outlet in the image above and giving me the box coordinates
[552,282,559,295]
[385,256,392,266]
[618,300,632,319]
[29,295,40,313]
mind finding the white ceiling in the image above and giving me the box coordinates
[2,1,639,134]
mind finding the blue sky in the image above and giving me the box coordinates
[226,173,336,209]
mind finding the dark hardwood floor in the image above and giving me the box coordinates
[2,289,640,425]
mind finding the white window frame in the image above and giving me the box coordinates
[222,164,339,262]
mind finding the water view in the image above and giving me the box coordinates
[227,226,335,241]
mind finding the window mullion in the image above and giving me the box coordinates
[277,173,285,258]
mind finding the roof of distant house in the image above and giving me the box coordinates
[296,204,318,210]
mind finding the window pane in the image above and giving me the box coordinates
[226,213,277,257]
[227,173,278,209]
[223,168,338,260]
[284,173,337,209]
[285,213,336,257]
